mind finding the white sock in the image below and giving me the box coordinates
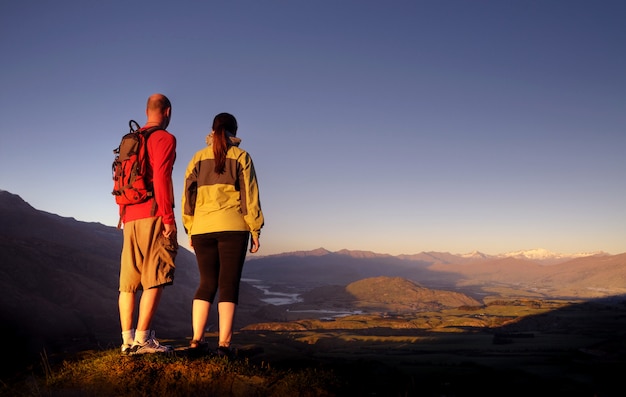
[135,329,150,345]
[122,329,135,346]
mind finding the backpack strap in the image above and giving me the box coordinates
[140,126,162,218]
[141,125,161,137]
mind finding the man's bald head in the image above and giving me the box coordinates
[147,93,171,112]
[146,93,172,128]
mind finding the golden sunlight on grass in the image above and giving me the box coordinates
[30,350,338,397]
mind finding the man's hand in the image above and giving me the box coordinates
[163,222,177,239]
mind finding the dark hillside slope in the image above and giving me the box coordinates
[0,190,275,375]
[0,191,193,365]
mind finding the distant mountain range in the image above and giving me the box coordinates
[406,247,608,264]
[1,189,625,371]
[243,246,625,299]
[258,246,609,265]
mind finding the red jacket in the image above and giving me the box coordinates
[121,128,177,225]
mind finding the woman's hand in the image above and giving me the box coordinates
[250,236,260,253]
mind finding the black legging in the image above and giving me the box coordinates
[191,231,249,304]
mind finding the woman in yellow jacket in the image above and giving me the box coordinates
[182,112,264,356]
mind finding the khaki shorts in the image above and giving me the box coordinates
[119,216,178,292]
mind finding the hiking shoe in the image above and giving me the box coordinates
[130,331,172,355]
[121,344,132,355]
[187,340,210,357]
[216,346,234,359]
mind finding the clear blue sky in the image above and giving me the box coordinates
[1,1,624,256]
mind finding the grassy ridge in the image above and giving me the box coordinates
[39,350,337,397]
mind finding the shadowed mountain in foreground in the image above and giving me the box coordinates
[0,190,277,373]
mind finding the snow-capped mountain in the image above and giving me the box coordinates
[453,248,609,264]
[459,250,492,260]
[498,248,607,261]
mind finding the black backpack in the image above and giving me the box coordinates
[111,120,160,228]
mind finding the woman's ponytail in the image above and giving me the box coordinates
[212,125,228,174]
[211,113,238,174]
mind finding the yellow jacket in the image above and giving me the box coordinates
[182,136,264,239]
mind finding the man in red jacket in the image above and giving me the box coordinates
[118,93,178,355]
